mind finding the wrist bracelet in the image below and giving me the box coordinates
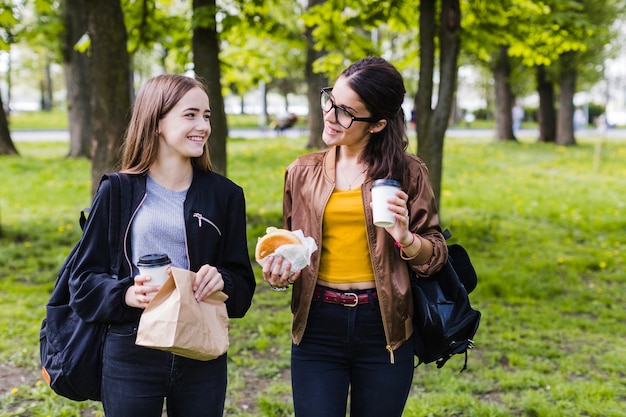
[268,283,288,292]
[400,235,423,260]
[394,233,416,249]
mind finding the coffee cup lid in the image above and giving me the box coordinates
[371,179,401,189]
[137,253,171,266]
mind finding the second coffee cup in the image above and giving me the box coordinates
[137,253,172,286]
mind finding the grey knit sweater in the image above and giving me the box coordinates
[130,175,189,273]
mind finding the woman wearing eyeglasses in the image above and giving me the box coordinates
[262,57,448,417]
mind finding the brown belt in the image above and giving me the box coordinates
[312,286,378,307]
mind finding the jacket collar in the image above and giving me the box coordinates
[323,146,338,183]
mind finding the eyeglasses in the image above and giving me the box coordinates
[320,87,378,129]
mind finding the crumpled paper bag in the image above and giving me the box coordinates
[256,229,317,275]
[135,267,229,361]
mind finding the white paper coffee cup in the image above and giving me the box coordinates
[371,179,401,227]
[137,253,172,287]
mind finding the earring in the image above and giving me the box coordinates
[369,130,374,133]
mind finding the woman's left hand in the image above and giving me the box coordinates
[384,189,413,244]
[193,264,224,302]
[262,255,301,290]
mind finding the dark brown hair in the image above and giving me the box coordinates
[121,74,212,173]
[339,57,408,184]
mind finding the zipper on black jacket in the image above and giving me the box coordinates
[193,212,222,236]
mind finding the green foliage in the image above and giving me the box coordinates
[302,0,419,78]
[220,0,307,97]
[462,0,624,92]
[0,1,19,49]
[1,134,626,416]
[587,102,605,123]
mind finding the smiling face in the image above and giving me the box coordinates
[157,86,211,162]
[321,76,385,151]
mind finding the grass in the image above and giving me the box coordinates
[7,110,307,130]
[7,108,69,130]
[1,133,625,416]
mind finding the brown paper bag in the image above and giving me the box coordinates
[135,266,229,361]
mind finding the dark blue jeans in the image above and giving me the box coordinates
[101,323,227,417]
[291,290,414,417]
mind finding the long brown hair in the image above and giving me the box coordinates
[121,74,212,173]
[339,57,408,185]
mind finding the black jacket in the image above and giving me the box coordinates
[69,170,256,324]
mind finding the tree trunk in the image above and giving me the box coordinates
[0,92,18,155]
[193,0,228,176]
[62,0,92,158]
[415,0,435,153]
[42,57,53,111]
[260,82,269,126]
[556,52,577,146]
[416,0,461,210]
[87,0,131,197]
[536,65,556,143]
[493,46,516,141]
[304,0,327,150]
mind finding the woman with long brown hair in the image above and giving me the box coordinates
[71,74,255,416]
[263,57,448,417]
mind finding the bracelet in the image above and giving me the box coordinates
[268,283,288,292]
[394,233,416,249]
[400,235,423,260]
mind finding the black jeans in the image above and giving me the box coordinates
[291,290,414,417]
[101,324,227,417]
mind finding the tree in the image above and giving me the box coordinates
[220,0,307,126]
[462,0,550,142]
[492,45,516,141]
[556,51,578,145]
[415,0,461,207]
[16,1,64,113]
[0,91,17,154]
[87,0,131,196]
[61,0,92,158]
[303,0,328,149]
[536,65,557,142]
[122,0,192,78]
[547,0,621,145]
[500,0,623,146]
[0,0,18,155]
[192,0,228,176]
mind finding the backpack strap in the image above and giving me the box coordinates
[104,173,131,279]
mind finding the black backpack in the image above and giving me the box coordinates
[411,230,481,371]
[39,173,130,401]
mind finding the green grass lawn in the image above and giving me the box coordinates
[0,134,625,416]
[7,109,308,130]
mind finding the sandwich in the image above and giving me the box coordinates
[255,227,302,261]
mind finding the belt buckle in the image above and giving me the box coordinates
[343,292,359,307]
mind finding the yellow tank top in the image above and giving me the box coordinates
[317,187,375,284]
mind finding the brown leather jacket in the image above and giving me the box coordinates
[283,146,448,356]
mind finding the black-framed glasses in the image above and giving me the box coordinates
[320,87,378,129]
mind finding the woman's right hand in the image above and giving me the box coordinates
[125,275,160,309]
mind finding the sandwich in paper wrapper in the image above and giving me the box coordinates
[255,227,318,275]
